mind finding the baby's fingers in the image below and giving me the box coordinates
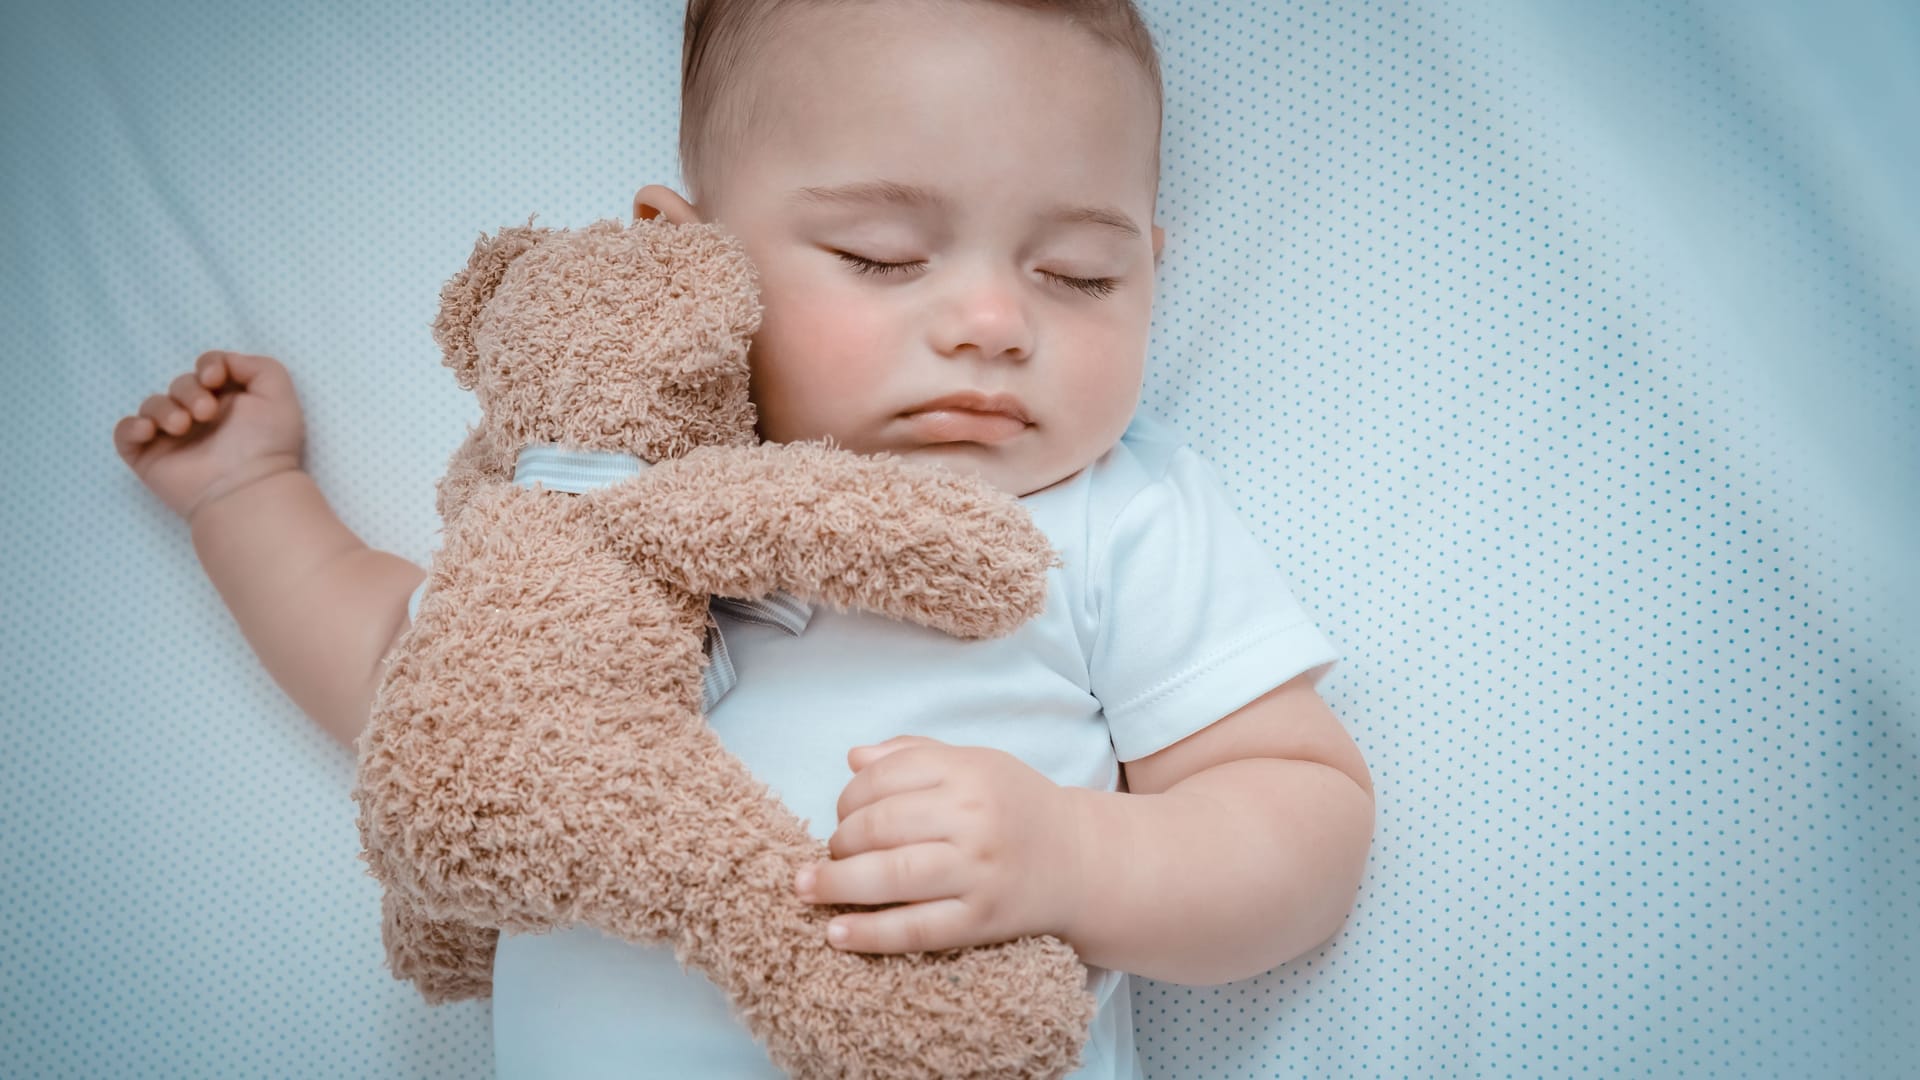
[169,371,218,422]
[112,414,158,457]
[137,392,193,437]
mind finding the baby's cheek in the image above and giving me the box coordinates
[753,291,896,444]
[1089,353,1145,434]
[1057,331,1142,424]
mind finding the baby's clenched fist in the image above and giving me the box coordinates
[113,350,309,522]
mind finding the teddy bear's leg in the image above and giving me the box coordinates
[378,889,497,1005]
[559,727,1099,1080]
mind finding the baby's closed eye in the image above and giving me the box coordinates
[832,251,1120,299]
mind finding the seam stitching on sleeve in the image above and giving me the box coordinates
[1104,617,1317,724]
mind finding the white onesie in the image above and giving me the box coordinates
[460,411,1341,1080]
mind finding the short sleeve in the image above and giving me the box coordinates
[1089,446,1340,763]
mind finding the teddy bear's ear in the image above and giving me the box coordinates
[431,215,551,390]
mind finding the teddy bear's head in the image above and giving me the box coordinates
[430,216,763,463]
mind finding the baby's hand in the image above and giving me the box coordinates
[796,735,1091,955]
[113,350,307,521]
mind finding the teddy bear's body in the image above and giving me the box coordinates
[351,218,1098,1078]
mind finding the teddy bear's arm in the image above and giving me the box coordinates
[589,442,1059,640]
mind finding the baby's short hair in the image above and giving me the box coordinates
[677,0,1163,206]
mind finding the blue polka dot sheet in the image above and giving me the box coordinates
[3,0,1915,1076]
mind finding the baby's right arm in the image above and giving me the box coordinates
[113,351,424,751]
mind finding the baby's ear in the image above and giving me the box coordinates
[431,215,551,389]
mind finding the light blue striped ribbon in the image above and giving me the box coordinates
[514,443,812,713]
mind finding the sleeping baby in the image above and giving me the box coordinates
[111,1,1376,1076]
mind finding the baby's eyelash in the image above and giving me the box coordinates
[835,252,914,277]
[833,252,1120,299]
[1050,273,1121,299]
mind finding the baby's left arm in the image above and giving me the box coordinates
[1061,668,1375,985]
[792,656,1371,985]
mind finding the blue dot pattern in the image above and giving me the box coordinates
[1,0,1914,1077]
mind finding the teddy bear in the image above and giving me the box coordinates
[350,215,1099,1079]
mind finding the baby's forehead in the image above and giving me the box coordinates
[718,2,1154,110]
[689,4,1159,210]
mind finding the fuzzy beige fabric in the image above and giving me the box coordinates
[351,217,1099,1078]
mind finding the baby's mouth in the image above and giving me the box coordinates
[897,407,1031,445]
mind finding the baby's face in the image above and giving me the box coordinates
[639,0,1163,497]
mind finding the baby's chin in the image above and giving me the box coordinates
[759,423,1086,497]
[890,442,1085,499]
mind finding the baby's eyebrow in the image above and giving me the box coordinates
[787,179,1141,240]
